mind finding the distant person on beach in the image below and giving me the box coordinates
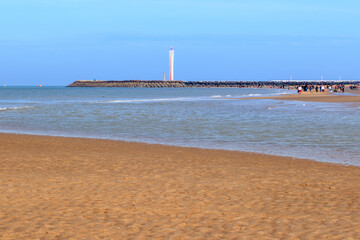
[298,86,302,94]
[315,86,319,92]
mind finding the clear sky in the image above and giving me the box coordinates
[1,0,359,85]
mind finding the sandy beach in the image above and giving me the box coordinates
[239,92,360,103]
[1,133,360,239]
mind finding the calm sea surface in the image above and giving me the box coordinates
[1,86,359,165]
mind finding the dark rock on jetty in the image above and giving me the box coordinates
[67,80,360,88]
[68,80,187,88]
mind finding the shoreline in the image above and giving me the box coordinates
[1,132,320,164]
[0,131,353,167]
[1,133,360,239]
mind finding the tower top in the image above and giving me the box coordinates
[170,47,173,50]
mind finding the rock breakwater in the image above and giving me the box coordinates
[67,80,360,88]
[68,80,187,88]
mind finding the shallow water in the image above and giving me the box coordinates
[0,86,359,165]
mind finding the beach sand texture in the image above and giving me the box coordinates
[238,92,360,103]
[270,93,360,103]
[1,133,360,239]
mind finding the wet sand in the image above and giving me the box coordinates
[1,133,360,239]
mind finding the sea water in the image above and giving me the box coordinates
[0,86,359,166]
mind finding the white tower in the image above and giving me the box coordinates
[169,47,174,81]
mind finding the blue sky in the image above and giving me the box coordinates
[0,0,359,85]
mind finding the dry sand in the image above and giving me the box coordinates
[239,92,360,103]
[270,94,360,103]
[1,133,360,239]
[239,86,360,103]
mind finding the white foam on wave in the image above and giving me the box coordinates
[210,95,222,98]
[273,92,292,95]
[0,106,33,111]
[93,97,200,103]
[246,94,262,97]
[239,91,293,98]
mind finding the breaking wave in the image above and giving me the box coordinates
[245,94,262,97]
[0,106,33,112]
[93,97,202,103]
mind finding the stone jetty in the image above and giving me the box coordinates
[67,80,360,88]
[68,80,186,88]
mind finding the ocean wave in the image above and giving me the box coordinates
[245,94,262,97]
[0,106,33,111]
[210,95,222,98]
[93,97,199,103]
[273,92,291,95]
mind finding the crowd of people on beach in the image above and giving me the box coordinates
[297,84,348,94]
[349,85,359,90]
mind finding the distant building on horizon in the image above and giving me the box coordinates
[169,47,174,81]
